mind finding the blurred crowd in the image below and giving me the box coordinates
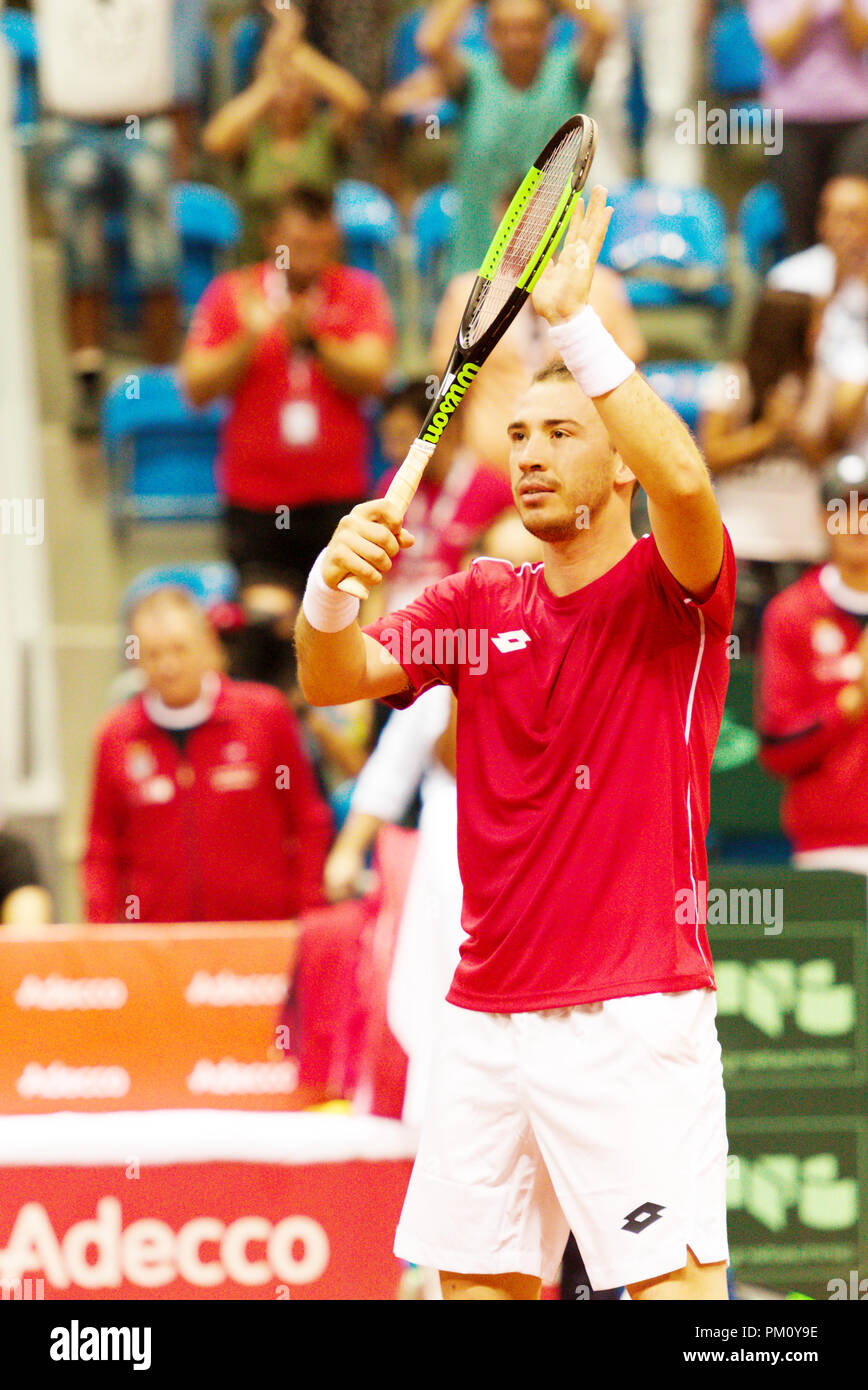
[1,0,868,1137]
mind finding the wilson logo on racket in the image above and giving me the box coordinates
[422,363,481,445]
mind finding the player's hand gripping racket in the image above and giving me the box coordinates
[336,112,599,598]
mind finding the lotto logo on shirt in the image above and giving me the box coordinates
[491,630,531,654]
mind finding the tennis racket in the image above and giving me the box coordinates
[337,112,599,598]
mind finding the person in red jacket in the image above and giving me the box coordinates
[83,586,332,923]
[758,449,868,872]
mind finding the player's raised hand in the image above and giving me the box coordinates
[531,185,613,326]
[321,500,415,593]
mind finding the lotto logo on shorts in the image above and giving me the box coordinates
[491,630,531,654]
[622,1202,666,1234]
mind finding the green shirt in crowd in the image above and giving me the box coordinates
[447,44,589,278]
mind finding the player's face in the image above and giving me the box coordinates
[507,379,617,542]
[134,610,217,708]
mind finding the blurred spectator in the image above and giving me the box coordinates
[221,566,300,690]
[698,288,828,649]
[370,378,514,610]
[82,586,331,923]
[202,5,369,254]
[587,0,706,188]
[758,450,868,873]
[326,683,459,1126]
[220,568,375,818]
[747,0,868,256]
[0,831,53,926]
[431,259,646,471]
[768,174,868,299]
[180,185,395,596]
[415,0,614,277]
[283,0,391,178]
[33,0,207,433]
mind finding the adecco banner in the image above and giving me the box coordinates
[0,1112,415,1300]
[0,924,300,1113]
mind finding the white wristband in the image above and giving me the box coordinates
[548,306,635,398]
[302,550,361,632]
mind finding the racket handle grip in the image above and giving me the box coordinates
[336,438,436,599]
[384,437,436,514]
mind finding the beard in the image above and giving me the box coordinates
[517,471,615,543]
[519,512,579,543]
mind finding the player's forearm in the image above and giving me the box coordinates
[593,372,713,505]
[295,612,369,707]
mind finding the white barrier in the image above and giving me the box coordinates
[0,38,61,818]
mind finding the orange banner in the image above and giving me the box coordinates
[0,923,300,1113]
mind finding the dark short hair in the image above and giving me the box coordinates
[381,379,432,423]
[271,184,334,223]
[531,359,574,388]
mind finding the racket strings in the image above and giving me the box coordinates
[466,126,586,344]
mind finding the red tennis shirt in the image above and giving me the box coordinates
[364,529,736,1012]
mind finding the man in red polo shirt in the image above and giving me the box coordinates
[180,184,395,596]
[83,586,331,923]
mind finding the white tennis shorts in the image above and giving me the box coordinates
[394,987,729,1290]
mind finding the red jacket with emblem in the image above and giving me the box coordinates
[83,676,332,923]
[758,566,868,851]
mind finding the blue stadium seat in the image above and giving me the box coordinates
[642,360,716,433]
[121,562,239,620]
[171,182,243,317]
[334,179,401,300]
[102,369,226,535]
[105,182,242,325]
[600,181,732,310]
[0,10,39,128]
[411,182,460,337]
[738,181,788,276]
[708,6,765,95]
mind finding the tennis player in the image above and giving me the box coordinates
[295,187,735,1301]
